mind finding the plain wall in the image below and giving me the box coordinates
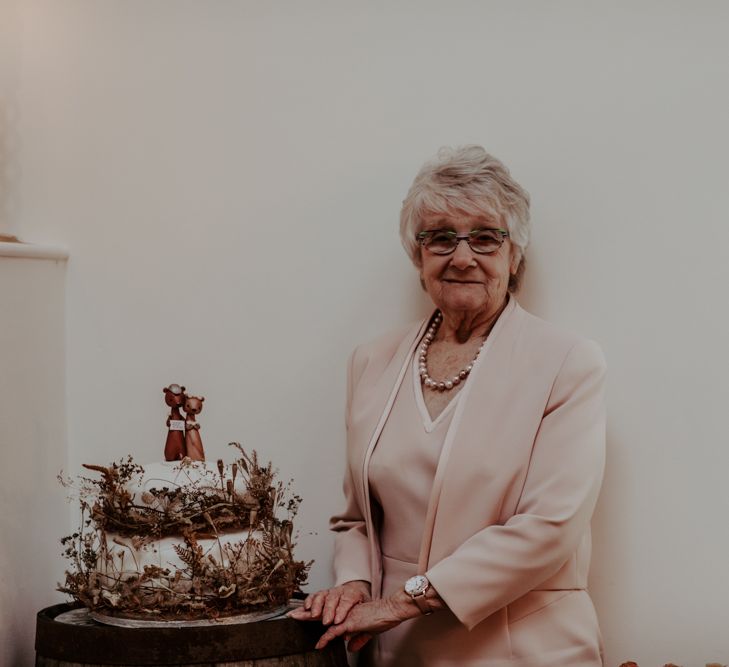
[0,257,68,667]
[0,0,21,235]
[5,2,729,665]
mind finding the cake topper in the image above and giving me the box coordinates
[163,384,187,461]
[183,394,206,461]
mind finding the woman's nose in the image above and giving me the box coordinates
[450,239,476,268]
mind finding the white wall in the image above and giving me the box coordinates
[0,255,68,667]
[0,0,22,236]
[6,2,729,665]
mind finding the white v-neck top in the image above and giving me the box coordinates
[368,352,462,564]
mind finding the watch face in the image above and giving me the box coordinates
[404,575,428,596]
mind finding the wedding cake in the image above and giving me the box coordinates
[59,442,309,623]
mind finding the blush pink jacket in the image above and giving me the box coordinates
[330,299,606,663]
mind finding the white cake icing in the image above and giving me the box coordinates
[95,460,259,589]
[100,532,253,574]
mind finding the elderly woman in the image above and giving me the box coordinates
[289,146,606,666]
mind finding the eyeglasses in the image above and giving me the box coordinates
[416,228,509,255]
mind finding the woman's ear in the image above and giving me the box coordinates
[509,247,521,275]
[509,255,526,292]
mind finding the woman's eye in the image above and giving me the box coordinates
[471,231,501,248]
[472,230,499,242]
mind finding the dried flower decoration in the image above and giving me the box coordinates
[58,443,311,620]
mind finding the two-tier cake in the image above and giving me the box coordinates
[59,443,309,624]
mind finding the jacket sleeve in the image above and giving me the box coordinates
[329,347,372,586]
[425,338,607,630]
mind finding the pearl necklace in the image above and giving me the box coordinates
[418,312,486,392]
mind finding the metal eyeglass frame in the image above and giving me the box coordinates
[416,228,510,255]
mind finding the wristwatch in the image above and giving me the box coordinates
[404,574,432,615]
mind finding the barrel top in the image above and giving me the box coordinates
[36,603,346,665]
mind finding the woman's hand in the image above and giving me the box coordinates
[313,591,417,651]
[288,580,371,626]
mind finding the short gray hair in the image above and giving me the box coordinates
[399,145,531,291]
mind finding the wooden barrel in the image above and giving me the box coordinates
[35,603,348,666]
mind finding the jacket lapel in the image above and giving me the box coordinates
[352,318,429,595]
[417,299,526,571]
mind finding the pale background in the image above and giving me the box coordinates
[1,2,728,666]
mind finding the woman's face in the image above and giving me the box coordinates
[418,210,520,319]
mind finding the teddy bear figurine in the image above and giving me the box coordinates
[163,384,187,461]
[183,395,206,461]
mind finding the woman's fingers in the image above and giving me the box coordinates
[303,592,315,611]
[332,596,360,625]
[314,598,403,651]
[315,620,349,650]
[325,587,365,625]
[286,607,315,620]
[289,595,357,624]
[308,589,332,618]
[314,603,373,650]
[321,590,342,625]
[298,587,347,622]
[347,632,373,652]
[329,581,369,624]
[290,582,372,624]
